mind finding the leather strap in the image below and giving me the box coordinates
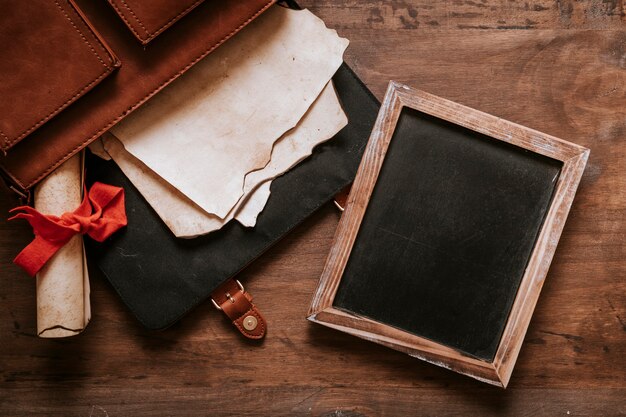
[210,278,266,340]
[333,184,352,212]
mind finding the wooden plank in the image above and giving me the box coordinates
[0,386,624,416]
[305,0,626,30]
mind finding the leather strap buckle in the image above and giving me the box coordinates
[211,279,244,310]
[210,278,266,340]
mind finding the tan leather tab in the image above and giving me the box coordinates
[211,279,266,340]
[333,184,352,212]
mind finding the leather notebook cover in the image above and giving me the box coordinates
[0,0,274,193]
[85,64,379,330]
[0,0,119,153]
[107,0,207,45]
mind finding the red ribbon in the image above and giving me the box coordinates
[9,182,127,277]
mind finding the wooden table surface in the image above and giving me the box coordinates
[1,1,624,416]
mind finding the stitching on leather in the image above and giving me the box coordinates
[54,0,109,67]
[0,0,114,152]
[9,0,275,190]
[64,0,116,65]
[142,0,207,43]
[111,0,206,43]
[107,0,145,41]
[234,308,265,338]
[0,69,112,153]
[119,0,149,36]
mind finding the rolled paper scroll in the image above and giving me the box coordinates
[33,152,90,338]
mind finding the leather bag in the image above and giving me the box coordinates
[0,0,274,197]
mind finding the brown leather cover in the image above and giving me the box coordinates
[106,0,207,45]
[0,0,275,193]
[0,0,120,153]
[211,279,267,340]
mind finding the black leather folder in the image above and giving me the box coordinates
[85,63,379,329]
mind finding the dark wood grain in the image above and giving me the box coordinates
[1,1,624,415]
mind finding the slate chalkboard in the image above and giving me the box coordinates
[332,108,562,361]
[309,83,588,385]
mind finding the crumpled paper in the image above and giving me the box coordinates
[110,6,349,220]
[100,81,347,238]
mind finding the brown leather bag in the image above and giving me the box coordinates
[0,0,275,198]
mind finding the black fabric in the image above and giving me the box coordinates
[85,63,379,330]
[333,108,562,361]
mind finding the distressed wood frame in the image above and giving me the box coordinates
[307,81,589,388]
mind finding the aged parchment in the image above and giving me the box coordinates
[110,6,348,219]
[103,81,347,238]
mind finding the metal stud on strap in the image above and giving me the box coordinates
[211,279,244,310]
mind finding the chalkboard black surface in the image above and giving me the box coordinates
[308,83,589,386]
[333,107,562,361]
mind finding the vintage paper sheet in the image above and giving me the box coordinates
[110,6,348,219]
[226,83,348,227]
[102,81,347,238]
[34,152,90,338]
[87,138,111,161]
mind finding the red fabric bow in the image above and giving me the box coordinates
[9,182,127,277]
